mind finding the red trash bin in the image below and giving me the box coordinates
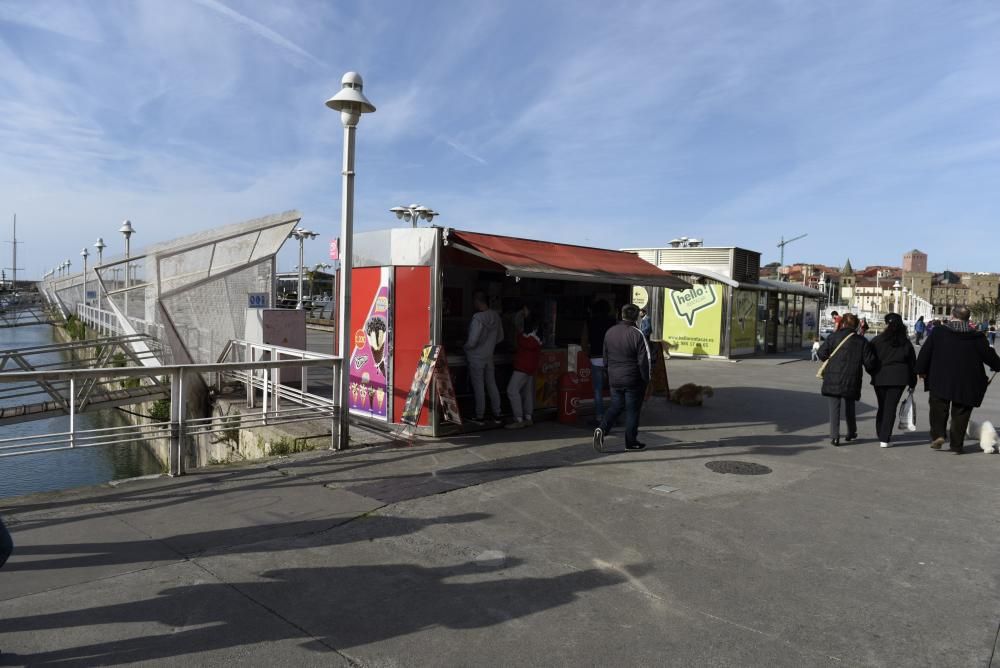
[558,372,581,424]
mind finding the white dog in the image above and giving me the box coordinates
[965,419,999,453]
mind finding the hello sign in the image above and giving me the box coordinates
[670,284,718,327]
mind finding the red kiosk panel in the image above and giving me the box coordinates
[392,266,431,425]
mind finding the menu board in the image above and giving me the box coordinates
[400,345,461,427]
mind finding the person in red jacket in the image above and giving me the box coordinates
[506,316,542,429]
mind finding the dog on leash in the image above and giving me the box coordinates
[966,419,999,453]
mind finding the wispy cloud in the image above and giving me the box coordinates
[187,0,326,68]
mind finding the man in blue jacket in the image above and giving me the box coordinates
[593,304,651,452]
[916,306,1000,454]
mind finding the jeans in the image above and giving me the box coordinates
[506,370,534,421]
[828,396,857,439]
[990,332,996,346]
[599,383,645,446]
[928,394,973,451]
[874,386,905,443]
[591,362,607,418]
[0,515,12,569]
[468,358,501,419]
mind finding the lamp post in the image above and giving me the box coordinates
[390,204,439,228]
[81,248,89,307]
[119,220,135,319]
[289,227,319,309]
[893,280,901,314]
[94,237,106,310]
[326,71,376,451]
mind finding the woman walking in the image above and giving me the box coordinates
[817,313,877,445]
[869,313,917,448]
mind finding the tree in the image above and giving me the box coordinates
[970,298,1000,323]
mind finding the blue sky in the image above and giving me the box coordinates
[1,0,999,279]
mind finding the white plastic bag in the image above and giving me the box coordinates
[898,390,917,432]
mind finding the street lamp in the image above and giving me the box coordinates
[326,71,376,451]
[119,220,135,319]
[289,227,319,309]
[893,280,901,314]
[390,204,439,228]
[94,237,106,310]
[81,248,89,308]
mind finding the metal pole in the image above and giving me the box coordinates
[124,236,130,320]
[335,123,356,451]
[297,236,305,309]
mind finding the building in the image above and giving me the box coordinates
[625,244,823,357]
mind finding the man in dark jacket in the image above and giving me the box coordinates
[915,306,1000,454]
[593,304,651,452]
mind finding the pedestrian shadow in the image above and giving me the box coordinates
[0,559,648,665]
[1,512,490,573]
[641,386,877,435]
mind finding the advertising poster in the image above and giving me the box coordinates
[349,268,390,420]
[662,282,723,356]
[729,289,757,355]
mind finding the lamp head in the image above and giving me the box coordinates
[325,71,376,127]
[94,237,106,252]
[119,219,135,239]
[390,206,406,220]
[81,247,89,259]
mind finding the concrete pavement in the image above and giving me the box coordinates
[2,354,999,666]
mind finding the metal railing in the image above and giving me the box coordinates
[0,351,343,475]
[77,303,123,336]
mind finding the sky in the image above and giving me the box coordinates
[1,0,999,279]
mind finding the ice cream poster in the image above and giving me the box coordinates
[349,278,390,420]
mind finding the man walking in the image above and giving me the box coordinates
[464,291,504,424]
[915,306,1000,454]
[593,304,651,452]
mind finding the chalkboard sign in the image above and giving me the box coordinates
[401,345,439,426]
[434,353,461,425]
[401,345,463,427]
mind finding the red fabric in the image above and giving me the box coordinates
[513,332,542,374]
[448,230,689,287]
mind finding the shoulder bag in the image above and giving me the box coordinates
[816,333,855,379]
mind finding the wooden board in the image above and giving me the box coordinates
[400,345,439,426]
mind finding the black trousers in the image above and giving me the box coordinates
[828,397,856,439]
[874,386,906,443]
[928,394,974,451]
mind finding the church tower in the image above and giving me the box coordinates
[839,258,855,305]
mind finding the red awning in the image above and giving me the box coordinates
[445,230,692,290]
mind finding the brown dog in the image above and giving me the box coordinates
[669,383,714,407]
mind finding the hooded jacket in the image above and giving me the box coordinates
[915,323,1000,407]
[464,308,504,364]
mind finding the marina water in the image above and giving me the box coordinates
[0,324,161,499]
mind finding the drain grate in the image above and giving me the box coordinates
[705,460,772,475]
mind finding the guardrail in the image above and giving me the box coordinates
[0,352,343,475]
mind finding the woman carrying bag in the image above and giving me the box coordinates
[869,313,917,448]
[817,313,877,446]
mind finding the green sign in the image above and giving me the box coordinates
[729,289,757,353]
[663,283,723,356]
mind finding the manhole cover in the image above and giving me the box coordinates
[705,460,772,475]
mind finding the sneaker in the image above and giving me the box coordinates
[880,441,890,448]
[592,427,604,453]
[505,419,528,430]
[625,442,647,451]
[930,437,945,450]
[467,417,486,426]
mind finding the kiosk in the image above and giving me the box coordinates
[344,227,691,436]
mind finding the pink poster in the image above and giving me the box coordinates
[349,269,390,420]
